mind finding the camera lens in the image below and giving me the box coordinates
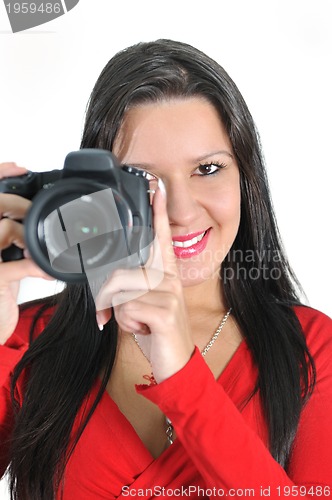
[74,220,100,238]
[46,192,128,272]
[25,179,133,282]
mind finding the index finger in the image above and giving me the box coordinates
[149,180,178,277]
[0,162,27,179]
[0,258,54,282]
[0,193,31,219]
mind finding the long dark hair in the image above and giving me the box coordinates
[7,39,315,498]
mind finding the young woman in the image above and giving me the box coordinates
[0,39,331,499]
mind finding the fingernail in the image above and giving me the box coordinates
[157,178,167,198]
[96,313,104,331]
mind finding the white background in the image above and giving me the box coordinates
[0,0,331,495]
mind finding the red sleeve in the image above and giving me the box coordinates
[137,307,332,498]
[0,304,54,477]
[287,307,332,485]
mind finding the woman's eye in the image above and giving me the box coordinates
[139,171,158,203]
[144,172,158,182]
[195,162,225,176]
[143,172,158,190]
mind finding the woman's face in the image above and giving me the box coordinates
[113,97,241,287]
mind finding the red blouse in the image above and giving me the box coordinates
[1,305,331,498]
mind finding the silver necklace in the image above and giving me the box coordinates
[132,307,232,447]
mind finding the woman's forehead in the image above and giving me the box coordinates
[113,97,232,164]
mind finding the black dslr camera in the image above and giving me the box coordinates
[0,149,153,283]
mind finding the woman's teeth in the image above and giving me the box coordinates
[172,231,206,248]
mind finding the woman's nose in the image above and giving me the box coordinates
[165,179,201,227]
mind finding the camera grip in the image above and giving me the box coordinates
[0,171,35,263]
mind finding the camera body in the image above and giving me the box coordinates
[0,149,153,283]
[0,168,62,202]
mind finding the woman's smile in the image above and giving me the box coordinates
[171,228,210,257]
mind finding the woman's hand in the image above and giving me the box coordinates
[95,183,195,383]
[0,162,53,344]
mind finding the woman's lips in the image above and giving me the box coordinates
[172,229,210,258]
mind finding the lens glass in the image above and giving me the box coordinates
[42,188,130,274]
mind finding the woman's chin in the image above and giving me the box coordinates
[176,263,221,288]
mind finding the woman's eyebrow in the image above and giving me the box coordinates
[195,150,234,162]
[121,161,152,170]
[122,150,234,169]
